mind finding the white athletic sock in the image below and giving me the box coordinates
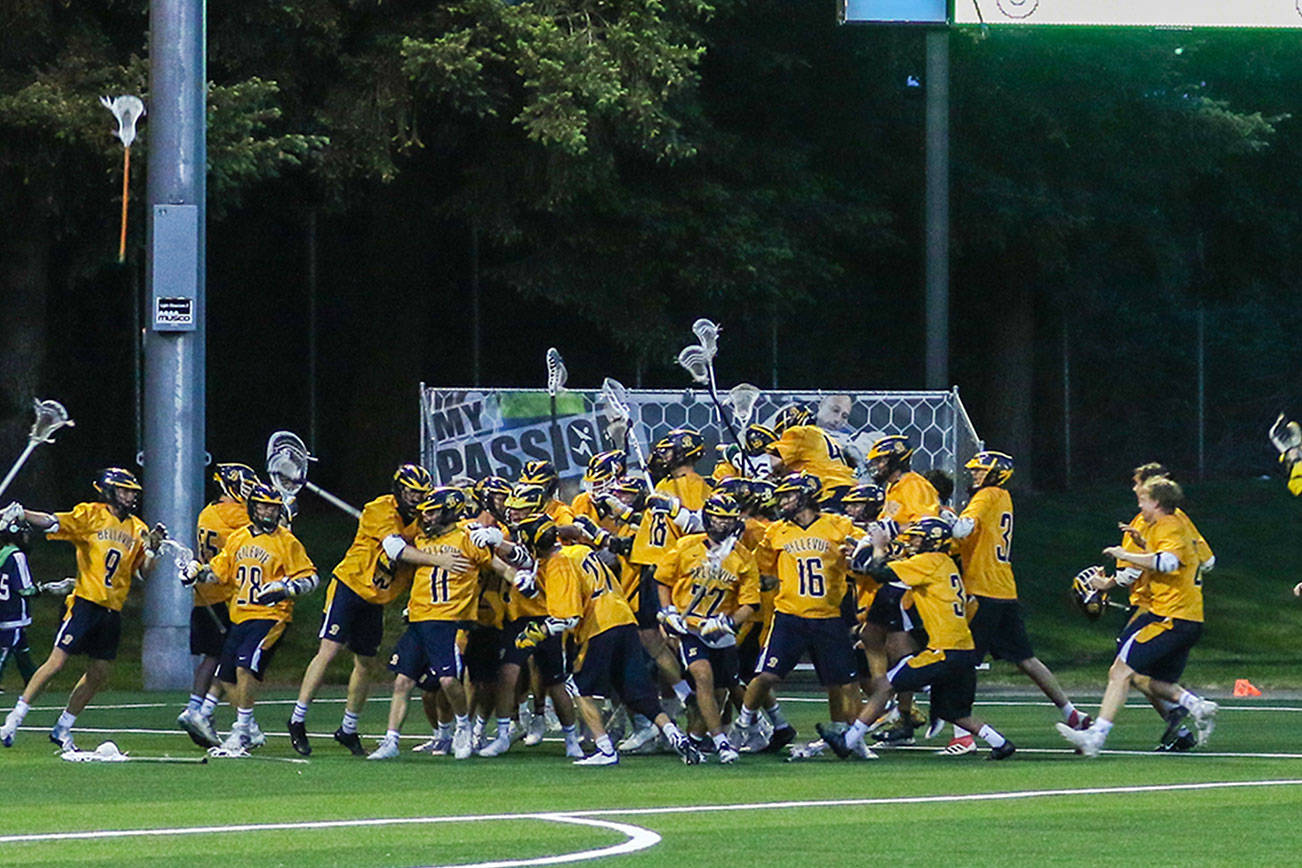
[1176,690,1201,712]
[660,720,684,740]
[495,717,511,738]
[976,724,1006,749]
[454,713,469,728]
[11,698,31,724]
[595,734,615,755]
[738,706,756,727]
[341,709,360,735]
[385,728,401,743]
[473,714,486,730]
[672,679,693,702]
[236,707,254,729]
[290,701,309,724]
[56,710,77,730]
[200,692,220,718]
[562,724,579,745]
[1095,718,1114,735]
[186,694,203,713]
[845,719,869,749]
[763,701,789,729]
[1060,701,1077,720]
[953,725,972,739]
[437,721,453,738]
[711,731,729,749]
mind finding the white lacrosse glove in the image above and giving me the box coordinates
[256,580,290,605]
[1113,566,1142,588]
[658,606,688,636]
[598,494,632,521]
[181,560,209,588]
[699,613,735,641]
[469,525,504,548]
[37,577,76,596]
[647,494,680,516]
[143,523,168,554]
[0,502,23,524]
[512,569,539,598]
[672,508,701,533]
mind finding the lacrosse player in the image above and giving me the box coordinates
[184,484,317,752]
[518,461,576,525]
[369,488,494,760]
[821,518,1016,761]
[710,424,779,483]
[475,485,583,758]
[288,464,468,756]
[766,404,857,508]
[1058,476,1217,758]
[725,478,778,690]
[570,451,626,532]
[0,516,74,690]
[948,451,1089,756]
[511,512,702,766]
[1,468,165,749]
[176,463,263,748]
[734,472,859,754]
[654,492,760,763]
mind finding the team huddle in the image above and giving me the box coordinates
[0,404,1224,765]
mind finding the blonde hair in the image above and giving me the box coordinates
[1139,476,1182,513]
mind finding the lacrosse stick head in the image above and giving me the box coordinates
[265,430,312,497]
[676,345,712,386]
[29,399,74,444]
[99,95,145,148]
[155,539,195,584]
[728,383,761,428]
[546,348,568,397]
[600,377,632,420]
[691,318,720,360]
[1268,413,1302,454]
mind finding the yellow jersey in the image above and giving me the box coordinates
[1290,460,1302,497]
[889,551,973,651]
[881,472,940,529]
[544,498,575,525]
[559,545,636,644]
[407,525,493,622]
[194,500,247,607]
[535,544,586,623]
[331,495,417,606]
[710,457,742,483]
[48,502,149,612]
[569,491,618,534]
[772,425,856,489]
[955,486,1016,599]
[1121,507,1211,611]
[656,533,761,630]
[657,471,710,511]
[756,512,856,619]
[209,525,316,624]
[1136,513,1203,622]
[628,471,710,567]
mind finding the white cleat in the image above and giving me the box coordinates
[717,741,740,764]
[246,719,266,749]
[177,708,222,748]
[523,714,546,747]
[936,735,977,757]
[411,736,441,754]
[221,725,251,754]
[1056,721,1105,758]
[507,720,525,744]
[851,740,881,760]
[617,722,659,753]
[368,737,401,760]
[1190,699,1218,746]
[1,710,19,747]
[452,723,474,760]
[476,733,512,758]
[573,749,619,766]
[564,734,586,759]
[49,726,76,752]
[735,724,770,754]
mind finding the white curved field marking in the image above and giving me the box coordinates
[0,812,661,868]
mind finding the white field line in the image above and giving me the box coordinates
[3,779,1302,849]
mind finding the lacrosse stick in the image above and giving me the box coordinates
[677,319,750,474]
[265,430,362,519]
[100,96,145,263]
[600,378,654,488]
[1268,413,1302,457]
[62,741,207,764]
[546,347,567,461]
[0,399,75,499]
[158,538,226,634]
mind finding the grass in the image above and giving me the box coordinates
[1,687,1301,866]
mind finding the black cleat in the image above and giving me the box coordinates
[1158,707,1190,749]
[288,718,312,756]
[334,727,366,756]
[764,724,798,754]
[815,723,851,759]
[872,723,915,746]
[987,740,1017,761]
[1156,730,1197,753]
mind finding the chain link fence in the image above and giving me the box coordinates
[420,386,983,506]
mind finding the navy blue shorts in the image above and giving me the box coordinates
[760,612,857,686]
[574,624,659,720]
[464,625,503,683]
[888,648,977,723]
[0,626,28,652]
[217,619,286,682]
[389,620,463,685]
[189,603,232,658]
[968,596,1035,663]
[637,565,663,629]
[318,577,385,657]
[679,634,740,688]
[1117,613,1202,683]
[866,582,908,633]
[53,597,122,661]
[502,617,568,685]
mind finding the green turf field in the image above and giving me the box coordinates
[2,687,1301,866]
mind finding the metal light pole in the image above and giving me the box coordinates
[142,0,206,689]
[923,28,950,390]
